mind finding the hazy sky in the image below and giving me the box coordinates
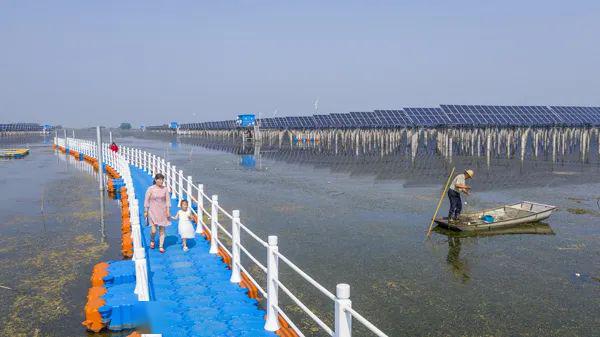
[1,1,599,127]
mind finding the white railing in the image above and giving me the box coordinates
[115,143,390,337]
[56,136,389,336]
[54,136,150,302]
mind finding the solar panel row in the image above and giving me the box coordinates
[0,123,45,132]
[177,105,600,130]
[179,120,236,130]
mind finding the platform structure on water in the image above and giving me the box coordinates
[55,136,390,337]
[0,148,30,158]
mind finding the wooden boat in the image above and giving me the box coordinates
[0,148,30,158]
[435,201,557,231]
[433,222,555,237]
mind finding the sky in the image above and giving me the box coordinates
[1,0,600,127]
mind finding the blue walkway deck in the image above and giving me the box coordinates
[130,165,277,337]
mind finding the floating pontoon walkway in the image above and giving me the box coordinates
[59,135,390,337]
[130,165,278,337]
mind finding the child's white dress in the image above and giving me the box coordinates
[177,210,195,239]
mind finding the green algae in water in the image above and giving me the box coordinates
[566,207,598,216]
[0,148,123,337]
[1,234,108,337]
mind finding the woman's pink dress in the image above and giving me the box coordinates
[144,185,171,227]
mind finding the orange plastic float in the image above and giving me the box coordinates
[82,261,109,332]
[276,314,299,337]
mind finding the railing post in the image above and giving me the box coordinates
[230,210,241,283]
[171,165,177,199]
[149,153,153,175]
[144,151,148,172]
[152,155,156,176]
[187,176,193,201]
[265,235,280,331]
[165,162,171,191]
[209,195,219,254]
[195,184,204,234]
[334,284,352,337]
[178,170,184,204]
[95,126,104,191]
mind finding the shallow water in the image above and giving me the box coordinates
[0,137,126,337]
[120,131,600,337]
[3,131,600,336]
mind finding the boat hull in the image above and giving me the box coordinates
[435,201,556,231]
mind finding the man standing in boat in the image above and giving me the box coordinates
[447,169,474,221]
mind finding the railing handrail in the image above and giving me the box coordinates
[275,250,336,301]
[276,279,334,335]
[345,306,389,337]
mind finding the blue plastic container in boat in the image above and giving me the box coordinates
[481,215,495,223]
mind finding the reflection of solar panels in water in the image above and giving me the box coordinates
[404,108,451,127]
[550,106,600,126]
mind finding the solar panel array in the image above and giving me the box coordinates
[403,108,451,127]
[441,105,561,127]
[550,106,600,126]
[179,120,236,130]
[0,123,45,132]
[175,105,600,130]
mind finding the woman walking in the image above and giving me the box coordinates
[144,173,171,253]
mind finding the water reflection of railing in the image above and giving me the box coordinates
[110,143,391,337]
[57,151,107,243]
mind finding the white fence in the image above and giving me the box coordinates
[55,136,150,302]
[56,135,389,337]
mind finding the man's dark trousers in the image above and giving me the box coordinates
[447,189,462,220]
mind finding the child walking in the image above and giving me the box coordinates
[172,200,195,251]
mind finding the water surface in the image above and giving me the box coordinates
[119,131,599,337]
[0,137,125,337]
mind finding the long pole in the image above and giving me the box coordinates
[426,167,455,237]
[96,126,104,191]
